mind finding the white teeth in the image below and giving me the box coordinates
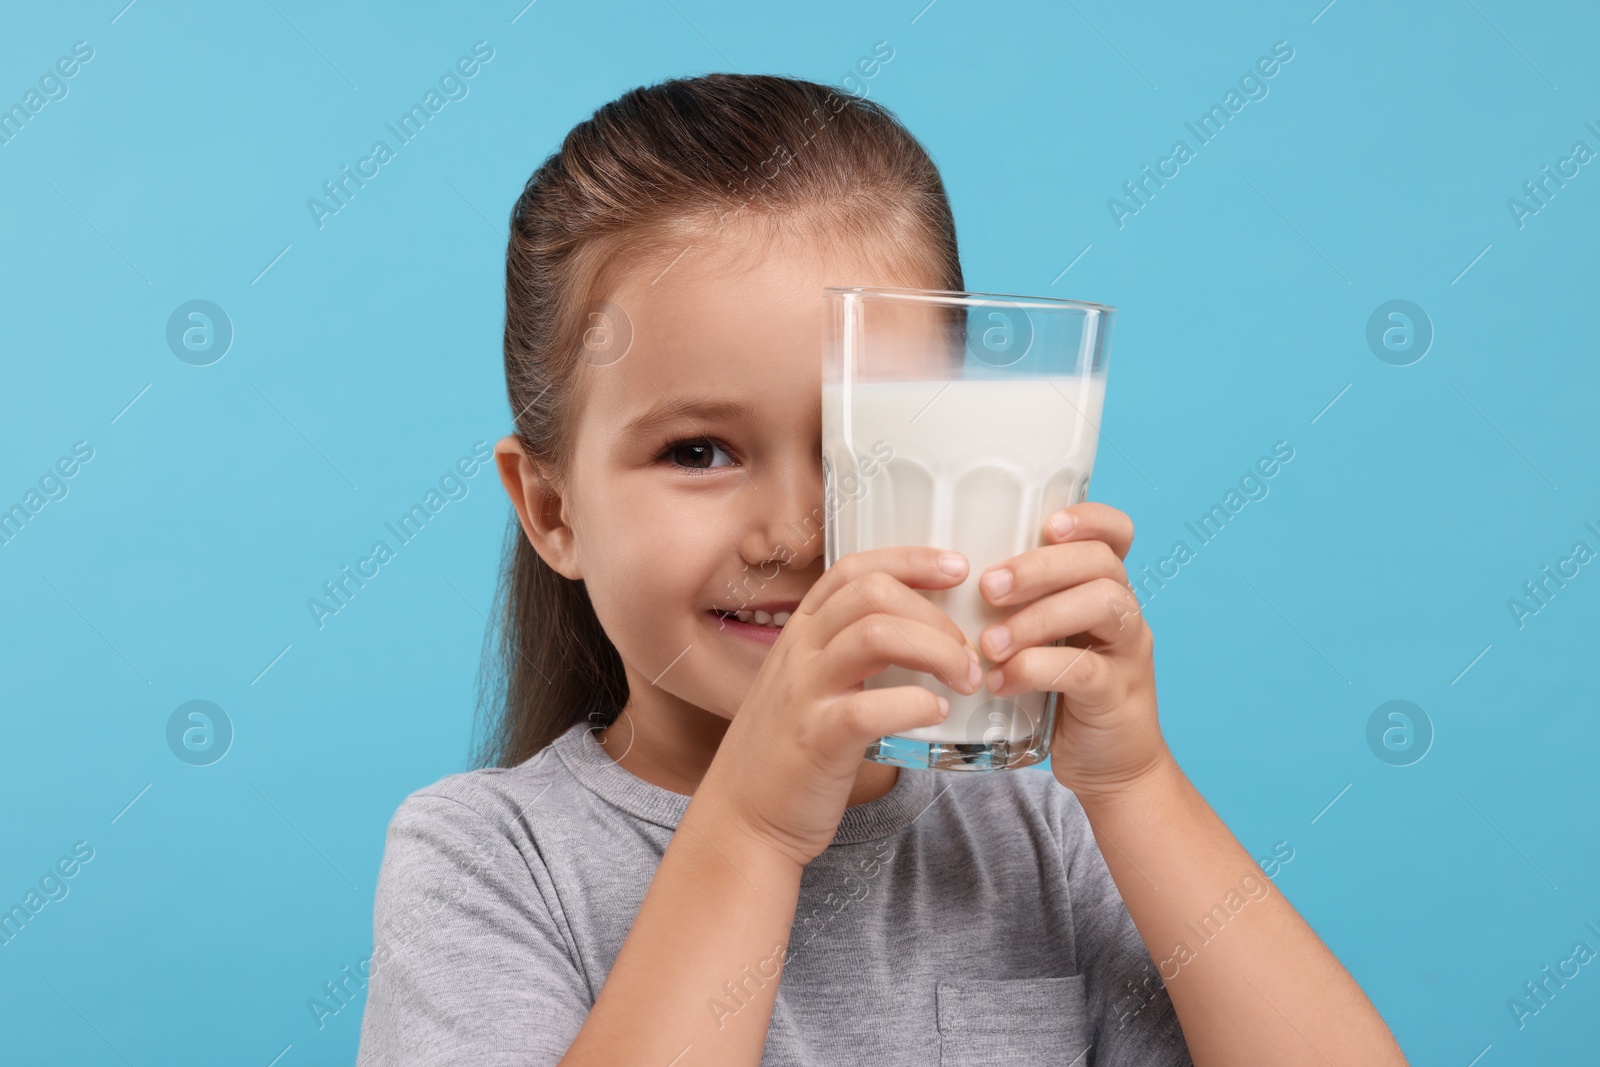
[723,608,788,628]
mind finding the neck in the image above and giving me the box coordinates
[595,696,899,808]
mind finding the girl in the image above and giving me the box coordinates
[356,73,1406,1066]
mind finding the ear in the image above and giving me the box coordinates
[494,434,582,580]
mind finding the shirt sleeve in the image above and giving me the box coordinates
[1057,787,1195,1066]
[356,790,593,1067]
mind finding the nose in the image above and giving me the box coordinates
[738,449,825,573]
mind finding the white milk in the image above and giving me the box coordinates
[822,375,1106,745]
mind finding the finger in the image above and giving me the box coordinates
[807,566,974,653]
[1043,502,1135,560]
[979,577,1146,664]
[977,536,1127,610]
[832,685,951,745]
[986,643,1126,709]
[798,547,968,621]
[828,613,982,696]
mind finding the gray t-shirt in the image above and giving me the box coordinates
[356,720,1193,1066]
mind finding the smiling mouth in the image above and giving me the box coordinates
[710,608,792,629]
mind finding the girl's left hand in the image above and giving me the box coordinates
[975,501,1172,802]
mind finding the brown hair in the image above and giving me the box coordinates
[471,72,964,769]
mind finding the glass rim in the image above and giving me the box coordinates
[822,285,1114,314]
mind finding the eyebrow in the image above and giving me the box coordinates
[616,395,761,445]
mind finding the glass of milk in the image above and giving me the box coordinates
[821,287,1114,772]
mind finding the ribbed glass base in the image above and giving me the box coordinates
[865,722,1051,772]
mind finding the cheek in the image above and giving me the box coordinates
[583,494,747,718]
[582,485,720,644]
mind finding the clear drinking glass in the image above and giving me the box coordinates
[821,287,1114,771]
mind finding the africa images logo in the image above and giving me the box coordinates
[1106,40,1295,229]
[306,41,494,230]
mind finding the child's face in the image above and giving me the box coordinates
[549,218,929,723]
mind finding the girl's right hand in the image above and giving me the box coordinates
[694,546,984,868]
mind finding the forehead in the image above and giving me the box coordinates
[576,218,924,431]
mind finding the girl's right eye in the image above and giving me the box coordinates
[659,436,735,474]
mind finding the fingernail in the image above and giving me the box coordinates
[1049,511,1074,538]
[982,567,1013,598]
[968,658,982,690]
[937,552,967,576]
[937,695,950,716]
[986,667,1004,692]
[985,625,1011,657]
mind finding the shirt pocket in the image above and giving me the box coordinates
[935,973,1092,1066]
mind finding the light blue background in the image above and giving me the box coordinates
[2,0,1597,1063]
